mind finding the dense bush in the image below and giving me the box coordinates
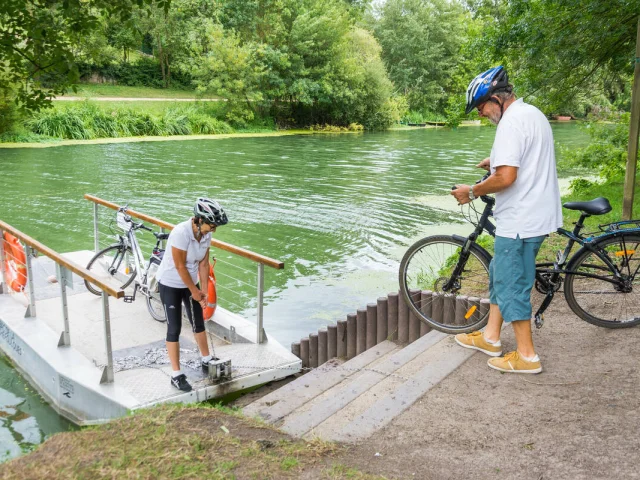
[564,113,629,185]
[25,102,233,140]
[77,58,192,89]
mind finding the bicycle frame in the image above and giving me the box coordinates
[456,194,640,328]
[114,211,160,300]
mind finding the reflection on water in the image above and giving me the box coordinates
[0,356,76,462]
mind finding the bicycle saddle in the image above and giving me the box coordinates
[563,197,612,215]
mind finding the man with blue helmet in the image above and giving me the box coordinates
[451,66,562,374]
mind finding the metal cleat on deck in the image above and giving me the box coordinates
[207,357,232,382]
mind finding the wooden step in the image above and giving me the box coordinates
[319,336,474,442]
[242,340,397,422]
[278,331,447,437]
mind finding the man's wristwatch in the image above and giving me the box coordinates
[468,186,476,201]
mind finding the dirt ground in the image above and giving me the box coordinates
[322,297,640,480]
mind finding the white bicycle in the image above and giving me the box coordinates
[84,206,168,322]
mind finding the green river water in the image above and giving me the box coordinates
[0,124,589,458]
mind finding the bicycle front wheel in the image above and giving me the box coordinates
[564,234,640,328]
[84,244,137,296]
[399,235,492,334]
[146,265,166,322]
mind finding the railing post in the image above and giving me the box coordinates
[257,263,265,344]
[99,291,114,384]
[57,265,71,347]
[93,203,99,253]
[0,229,7,294]
[24,246,36,318]
[161,227,167,249]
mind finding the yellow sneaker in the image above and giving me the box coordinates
[487,351,542,374]
[454,331,502,357]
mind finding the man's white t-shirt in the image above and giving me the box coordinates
[489,98,563,239]
[156,219,211,288]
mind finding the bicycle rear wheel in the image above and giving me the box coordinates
[84,244,137,296]
[564,234,640,328]
[399,235,492,334]
[146,264,166,322]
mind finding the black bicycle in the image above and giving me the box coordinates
[399,175,640,334]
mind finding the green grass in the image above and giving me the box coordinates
[25,101,234,139]
[0,404,385,480]
[67,84,209,99]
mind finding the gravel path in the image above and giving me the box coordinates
[333,297,640,480]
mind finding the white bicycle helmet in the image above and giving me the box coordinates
[194,198,228,226]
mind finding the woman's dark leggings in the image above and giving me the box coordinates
[159,283,205,342]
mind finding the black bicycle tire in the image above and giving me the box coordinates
[399,234,492,334]
[564,233,640,329]
[146,272,167,322]
[84,244,137,296]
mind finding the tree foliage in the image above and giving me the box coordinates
[0,0,170,111]
[476,0,639,115]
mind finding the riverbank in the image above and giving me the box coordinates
[0,129,363,149]
[0,403,384,479]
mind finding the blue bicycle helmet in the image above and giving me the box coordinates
[465,66,509,114]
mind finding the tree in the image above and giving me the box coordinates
[373,0,469,114]
[0,0,170,112]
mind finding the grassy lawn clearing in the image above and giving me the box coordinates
[63,84,216,99]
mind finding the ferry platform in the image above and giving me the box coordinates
[0,199,299,425]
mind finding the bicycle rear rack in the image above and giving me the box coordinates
[598,220,640,232]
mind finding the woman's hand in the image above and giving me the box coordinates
[199,289,208,309]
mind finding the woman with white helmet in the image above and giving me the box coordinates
[155,198,229,392]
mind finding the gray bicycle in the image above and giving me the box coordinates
[400,176,640,334]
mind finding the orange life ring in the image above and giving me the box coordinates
[2,233,27,292]
[203,260,217,320]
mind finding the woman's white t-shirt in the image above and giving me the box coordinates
[156,219,211,288]
[489,98,563,239]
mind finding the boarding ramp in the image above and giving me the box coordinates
[0,200,299,425]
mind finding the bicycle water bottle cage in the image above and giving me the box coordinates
[123,282,140,303]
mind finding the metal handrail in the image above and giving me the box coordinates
[0,219,123,384]
[84,194,284,269]
[0,220,123,298]
[84,194,285,344]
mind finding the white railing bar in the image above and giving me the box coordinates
[257,263,265,344]
[93,203,99,253]
[100,291,114,384]
[24,246,36,318]
[0,229,7,294]
[57,265,71,347]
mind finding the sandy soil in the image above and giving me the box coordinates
[330,296,640,480]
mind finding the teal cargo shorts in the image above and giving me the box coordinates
[489,235,546,323]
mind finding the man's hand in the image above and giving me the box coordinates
[476,157,490,171]
[451,185,472,205]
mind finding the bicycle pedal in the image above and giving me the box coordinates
[123,295,134,303]
[534,314,544,329]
